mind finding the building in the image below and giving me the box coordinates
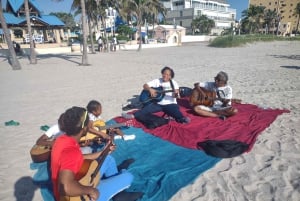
[161,0,236,35]
[0,0,65,44]
[250,0,299,35]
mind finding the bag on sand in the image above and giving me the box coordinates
[197,140,249,158]
[136,114,169,129]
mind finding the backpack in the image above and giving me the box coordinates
[197,140,249,158]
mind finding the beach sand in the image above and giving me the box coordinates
[0,41,299,201]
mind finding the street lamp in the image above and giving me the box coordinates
[105,7,117,36]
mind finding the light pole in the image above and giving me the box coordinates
[105,7,117,36]
[238,18,241,35]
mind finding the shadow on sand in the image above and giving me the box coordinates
[14,176,38,201]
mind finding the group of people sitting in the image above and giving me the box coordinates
[34,66,238,201]
[122,66,238,123]
[36,100,143,201]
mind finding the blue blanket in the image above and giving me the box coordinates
[110,122,221,201]
[30,121,220,201]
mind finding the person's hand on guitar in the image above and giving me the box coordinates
[148,87,157,98]
[87,187,100,201]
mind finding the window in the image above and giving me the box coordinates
[180,11,183,17]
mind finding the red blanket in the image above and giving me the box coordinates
[115,98,289,152]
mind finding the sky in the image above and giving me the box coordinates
[3,0,249,20]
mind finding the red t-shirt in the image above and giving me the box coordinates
[51,134,83,201]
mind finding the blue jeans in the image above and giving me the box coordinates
[134,103,185,122]
[97,155,133,201]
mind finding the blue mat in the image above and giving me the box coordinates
[30,120,220,201]
[110,120,221,201]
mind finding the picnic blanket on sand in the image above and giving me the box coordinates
[30,126,220,201]
[115,98,289,152]
[30,100,288,201]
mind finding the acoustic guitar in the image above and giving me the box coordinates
[30,144,51,163]
[60,135,114,201]
[139,87,174,106]
[190,87,242,107]
[80,120,133,144]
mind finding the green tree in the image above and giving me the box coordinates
[264,9,277,34]
[116,0,165,51]
[295,2,300,35]
[25,0,37,64]
[191,15,215,35]
[50,12,76,31]
[55,0,89,66]
[242,5,265,34]
[0,3,21,69]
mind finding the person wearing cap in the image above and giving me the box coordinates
[192,71,238,120]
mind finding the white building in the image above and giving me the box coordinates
[162,0,236,35]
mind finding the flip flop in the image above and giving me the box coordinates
[5,120,20,126]
[40,125,50,131]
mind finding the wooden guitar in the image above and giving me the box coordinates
[80,120,133,144]
[61,135,114,201]
[30,144,51,163]
[190,86,242,107]
[139,87,174,106]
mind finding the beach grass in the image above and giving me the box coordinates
[209,34,300,47]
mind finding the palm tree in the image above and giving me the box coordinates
[242,5,265,34]
[24,0,37,64]
[295,2,300,35]
[264,9,277,34]
[56,0,89,65]
[117,0,165,51]
[191,15,215,35]
[0,3,21,70]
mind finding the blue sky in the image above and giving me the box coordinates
[3,0,249,20]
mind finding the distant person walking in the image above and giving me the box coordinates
[97,36,103,52]
[112,35,117,52]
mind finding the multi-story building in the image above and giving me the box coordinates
[250,0,299,35]
[161,0,236,35]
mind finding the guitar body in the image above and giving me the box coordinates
[139,87,174,105]
[61,138,113,201]
[80,120,130,144]
[30,144,51,163]
[60,160,100,201]
[190,87,216,107]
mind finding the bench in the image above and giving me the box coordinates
[118,40,127,50]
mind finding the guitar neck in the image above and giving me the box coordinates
[89,137,113,183]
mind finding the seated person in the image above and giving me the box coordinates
[192,71,238,120]
[51,106,143,201]
[122,66,190,124]
[87,100,124,140]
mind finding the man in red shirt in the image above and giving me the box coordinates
[51,106,142,201]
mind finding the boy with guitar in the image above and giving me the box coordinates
[51,107,143,201]
[191,71,239,120]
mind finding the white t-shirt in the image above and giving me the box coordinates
[45,124,64,139]
[88,113,102,122]
[147,78,179,105]
[199,81,233,107]
[45,124,92,154]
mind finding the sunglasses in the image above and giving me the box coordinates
[81,110,88,128]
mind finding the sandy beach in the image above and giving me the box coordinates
[0,41,299,201]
